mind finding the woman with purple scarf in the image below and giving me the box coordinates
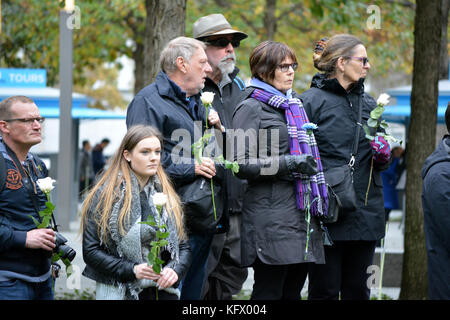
[232,41,327,300]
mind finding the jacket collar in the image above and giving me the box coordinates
[310,72,365,95]
[155,71,201,105]
[422,134,450,178]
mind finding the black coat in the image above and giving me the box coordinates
[422,135,450,299]
[300,73,388,241]
[232,87,325,267]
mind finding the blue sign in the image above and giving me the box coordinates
[0,68,47,88]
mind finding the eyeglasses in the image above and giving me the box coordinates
[2,117,45,124]
[205,38,240,48]
[348,56,370,66]
[278,63,298,72]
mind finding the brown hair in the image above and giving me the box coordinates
[0,95,35,120]
[312,34,363,76]
[249,41,297,82]
[80,125,186,241]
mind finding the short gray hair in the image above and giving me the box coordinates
[0,95,35,120]
[159,37,206,75]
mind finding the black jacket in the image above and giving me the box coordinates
[300,73,388,241]
[82,191,191,287]
[422,135,450,299]
[232,87,325,267]
[203,67,247,213]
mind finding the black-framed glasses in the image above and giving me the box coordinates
[2,117,45,124]
[278,63,298,72]
[348,56,370,66]
[205,38,240,48]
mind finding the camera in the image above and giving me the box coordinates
[54,232,76,262]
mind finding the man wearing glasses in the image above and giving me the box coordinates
[193,14,249,300]
[0,95,55,300]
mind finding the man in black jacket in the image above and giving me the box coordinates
[126,37,224,300]
[193,13,249,300]
[0,96,55,300]
[422,103,450,300]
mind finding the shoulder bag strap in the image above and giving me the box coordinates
[0,151,5,193]
[349,94,363,169]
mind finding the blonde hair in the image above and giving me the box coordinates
[312,34,363,76]
[80,125,186,242]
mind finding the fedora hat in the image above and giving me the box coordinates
[193,14,248,41]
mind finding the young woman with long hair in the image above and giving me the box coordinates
[80,125,191,300]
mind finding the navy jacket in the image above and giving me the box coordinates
[0,140,50,278]
[422,135,450,299]
[126,71,208,189]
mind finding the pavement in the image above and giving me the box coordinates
[54,210,404,300]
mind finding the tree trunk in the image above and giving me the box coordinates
[133,41,145,95]
[439,0,449,80]
[264,0,277,40]
[134,0,186,94]
[400,0,442,300]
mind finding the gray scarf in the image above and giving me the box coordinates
[102,172,180,299]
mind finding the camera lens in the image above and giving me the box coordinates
[54,232,76,262]
[58,244,76,262]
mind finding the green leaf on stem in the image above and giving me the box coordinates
[46,201,55,211]
[158,240,169,246]
[380,120,389,129]
[370,106,385,119]
[28,215,40,227]
[367,117,378,128]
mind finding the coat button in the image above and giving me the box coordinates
[258,248,262,252]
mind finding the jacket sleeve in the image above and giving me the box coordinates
[232,99,289,181]
[423,165,450,250]
[0,215,27,252]
[82,206,136,283]
[164,239,191,288]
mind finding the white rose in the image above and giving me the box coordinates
[376,93,390,106]
[36,177,56,194]
[152,192,168,207]
[201,92,215,105]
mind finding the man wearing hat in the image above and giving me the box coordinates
[193,13,249,300]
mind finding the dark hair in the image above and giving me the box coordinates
[249,41,297,82]
[82,140,90,147]
[101,138,111,144]
[312,34,363,76]
[446,102,450,133]
[0,95,35,120]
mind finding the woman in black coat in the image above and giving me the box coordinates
[232,41,327,300]
[300,34,391,300]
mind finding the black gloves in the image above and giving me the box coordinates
[285,154,318,176]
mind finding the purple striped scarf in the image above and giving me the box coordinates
[251,89,328,216]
